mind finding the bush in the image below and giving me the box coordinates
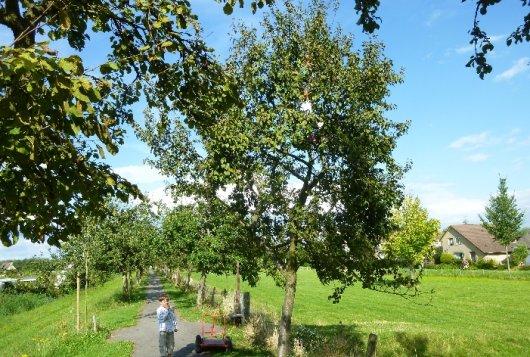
[475,258,497,270]
[433,246,443,264]
[511,245,529,267]
[439,252,456,265]
[0,292,54,317]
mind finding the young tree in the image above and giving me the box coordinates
[480,177,525,272]
[195,3,418,355]
[383,196,441,268]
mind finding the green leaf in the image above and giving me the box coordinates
[106,176,116,186]
[100,62,119,74]
[223,3,233,15]
[9,127,21,135]
[71,123,81,135]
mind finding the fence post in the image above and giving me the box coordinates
[241,292,250,322]
[210,287,216,306]
[92,315,97,332]
[366,333,378,357]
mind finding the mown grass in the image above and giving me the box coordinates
[0,292,55,317]
[194,267,530,356]
[0,276,146,357]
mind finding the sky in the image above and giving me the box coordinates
[1,0,529,259]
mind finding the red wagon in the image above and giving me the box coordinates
[195,311,233,353]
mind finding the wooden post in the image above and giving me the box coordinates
[366,333,378,357]
[210,287,216,306]
[84,249,88,330]
[76,272,80,332]
[234,262,241,315]
[242,292,250,322]
[92,315,97,332]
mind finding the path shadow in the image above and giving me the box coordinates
[394,331,430,357]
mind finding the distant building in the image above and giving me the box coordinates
[1,261,17,271]
[440,224,511,263]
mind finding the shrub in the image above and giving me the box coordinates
[433,246,443,264]
[439,252,456,265]
[475,258,497,270]
[511,245,529,267]
[243,312,277,349]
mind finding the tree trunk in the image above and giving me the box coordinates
[123,272,130,299]
[278,239,298,357]
[186,270,191,290]
[196,273,207,306]
[176,269,181,286]
[234,261,241,315]
[76,273,80,332]
[505,246,511,272]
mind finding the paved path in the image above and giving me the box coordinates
[111,274,207,357]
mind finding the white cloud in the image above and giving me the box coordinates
[494,57,530,82]
[114,165,167,185]
[0,240,58,260]
[455,44,474,55]
[406,182,485,227]
[449,131,491,150]
[465,153,489,162]
[425,9,443,27]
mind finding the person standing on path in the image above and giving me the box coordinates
[157,293,178,357]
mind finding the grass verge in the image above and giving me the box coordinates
[0,276,146,357]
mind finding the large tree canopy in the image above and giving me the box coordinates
[0,0,270,246]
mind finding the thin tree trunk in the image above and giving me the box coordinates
[506,246,511,272]
[123,272,130,299]
[278,238,298,357]
[76,272,80,332]
[84,250,88,330]
[176,269,181,286]
[196,273,207,306]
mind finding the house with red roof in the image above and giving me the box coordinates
[440,224,529,264]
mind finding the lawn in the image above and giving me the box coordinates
[192,268,530,356]
[0,276,145,357]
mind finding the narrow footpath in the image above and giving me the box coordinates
[111,274,207,357]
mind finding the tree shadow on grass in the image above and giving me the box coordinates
[293,323,366,356]
[393,331,430,357]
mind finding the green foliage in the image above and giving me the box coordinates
[475,257,498,270]
[0,276,144,356]
[439,252,456,265]
[161,200,259,284]
[0,292,54,317]
[0,0,272,246]
[384,196,441,266]
[480,177,525,270]
[512,245,529,266]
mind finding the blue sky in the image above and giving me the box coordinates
[2,0,529,259]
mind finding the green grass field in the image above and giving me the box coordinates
[0,276,145,357]
[194,268,530,356]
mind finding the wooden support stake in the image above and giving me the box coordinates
[366,333,378,357]
[92,315,97,332]
[76,273,80,332]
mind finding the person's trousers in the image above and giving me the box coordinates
[159,331,174,357]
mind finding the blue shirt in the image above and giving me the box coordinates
[156,306,177,332]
